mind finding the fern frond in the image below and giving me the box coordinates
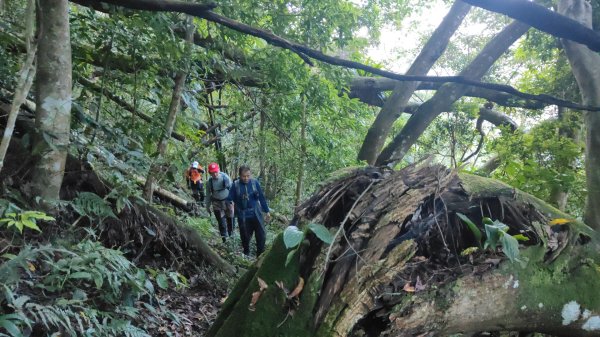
[71,192,117,221]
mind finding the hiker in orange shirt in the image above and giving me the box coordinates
[185,161,205,205]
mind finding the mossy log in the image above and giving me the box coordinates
[207,164,600,337]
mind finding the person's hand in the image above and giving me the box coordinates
[265,213,271,223]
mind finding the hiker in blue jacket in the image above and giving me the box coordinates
[229,165,271,257]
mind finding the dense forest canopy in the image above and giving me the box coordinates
[1,0,600,336]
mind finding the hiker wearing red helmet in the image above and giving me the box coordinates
[206,162,235,243]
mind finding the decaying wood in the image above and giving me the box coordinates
[208,164,599,337]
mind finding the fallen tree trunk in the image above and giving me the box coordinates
[207,164,600,337]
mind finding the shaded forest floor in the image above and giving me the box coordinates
[0,141,253,337]
[141,241,252,337]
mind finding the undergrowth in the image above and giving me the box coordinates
[0,195,189,337]
[0,238,189,337]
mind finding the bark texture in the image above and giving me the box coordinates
[31,0,72,202]
[558,0,600,230]
[357,1,471,164]
[207,164,600,337]
[376,21,529,166]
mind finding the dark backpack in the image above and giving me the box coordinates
[233,179,259,200]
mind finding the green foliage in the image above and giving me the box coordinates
[283,226,305,249]
[490,113,585,216]
[0,210,53,234]
[456,212,482,246]
[0,240,186,336]
[456,214,525,264]
[71,192,118,221]
[307,223,333,244]
[283,224,332,266]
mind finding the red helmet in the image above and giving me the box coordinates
[208,162,220,173]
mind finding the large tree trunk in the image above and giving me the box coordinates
[31,0,72,203]
[207,164,600,337]
[376,21,529,166]
[357,1,471,165]
[558,0,600,230]
[143,17,194,201]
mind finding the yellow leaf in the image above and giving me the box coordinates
[460,246,479,256]
[549,218,573,225]
[27,261,36,272]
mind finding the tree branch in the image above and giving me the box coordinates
[83,0,217,15]
[463,0,600,52]
[83,0,600,112]
[77,77,187,142]
[349,77,548,110]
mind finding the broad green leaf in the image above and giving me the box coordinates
[15,221,23,233]
[500,233,521,264]
[0,318,23,337]
[456,213,482,245]
[156,273,169,289]
[21,219,41,232]
[484,223,502,250]
[283,226,304,249]
[308,223,333,244]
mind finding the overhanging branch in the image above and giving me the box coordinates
[82,0,600,112]
[462,0,600,52]
[82,0,217,15]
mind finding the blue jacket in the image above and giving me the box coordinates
[228,179,270,221]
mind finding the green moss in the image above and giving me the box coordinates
[210,234,322,337]
[458,173,516,199]
[513,245,600,313]
[314,300,348,337]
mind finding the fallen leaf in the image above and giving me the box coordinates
[257,277,268,291]
[249,291,262,311]
[403,282,415,292]
[287,277,304,299]
[27,261,36,272]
